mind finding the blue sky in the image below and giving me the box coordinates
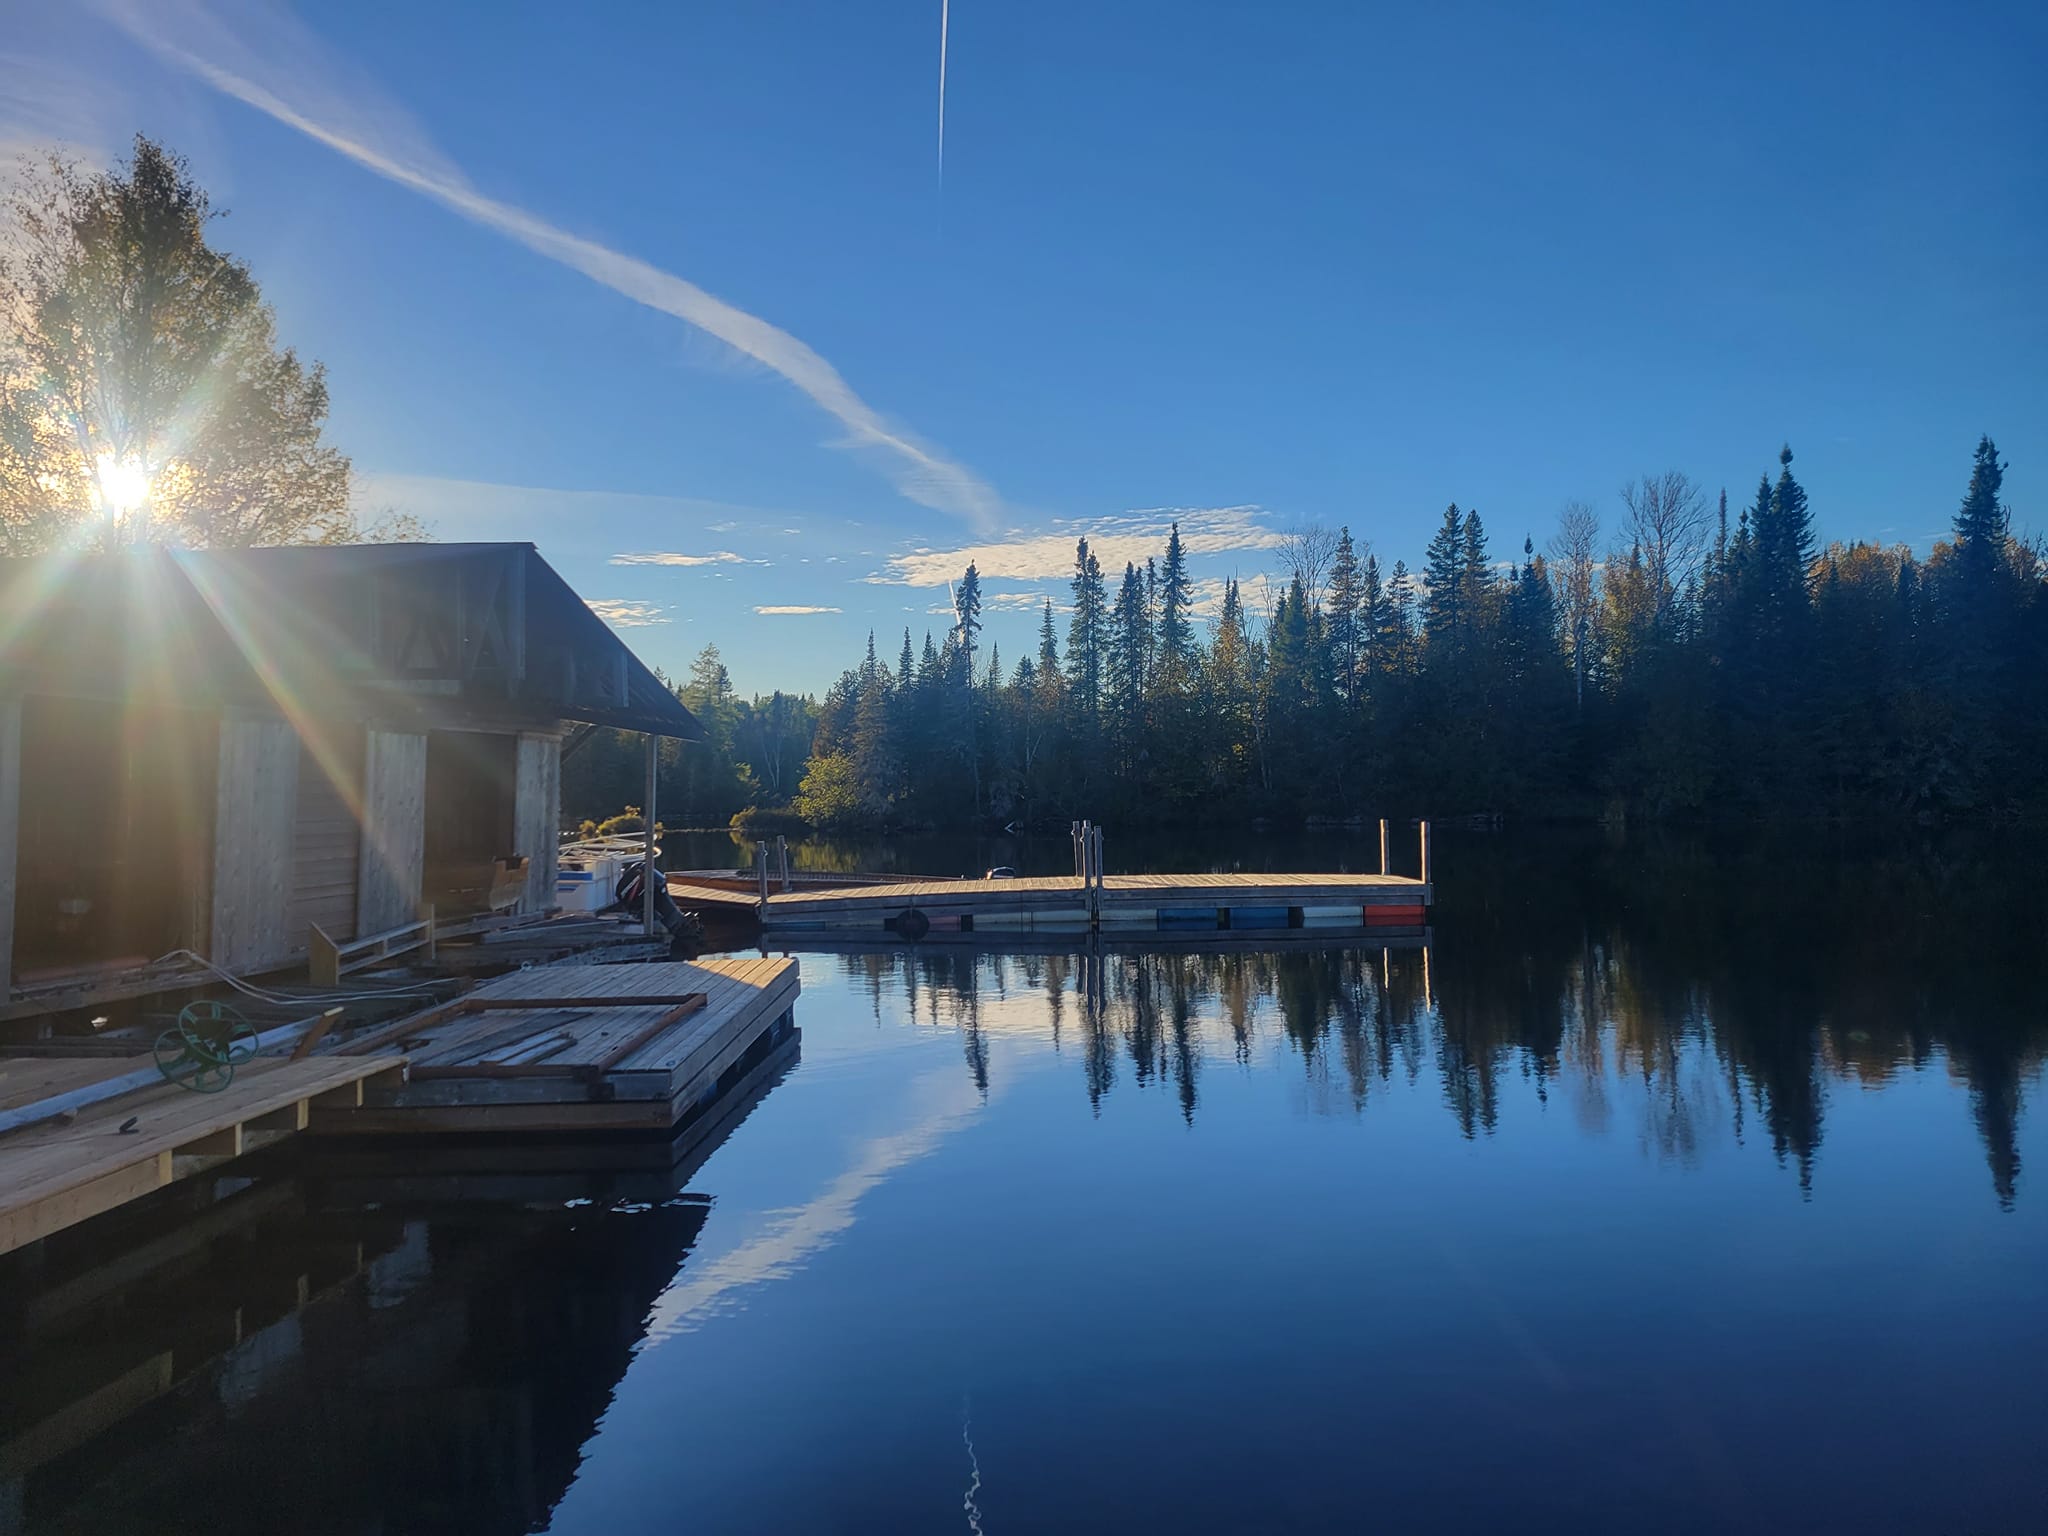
[9,0,2044,694]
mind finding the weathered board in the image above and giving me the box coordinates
[356,729,427,936]
[208,713,303,972]
[0,1054,404,1256]
[288,730,362,947]
[512,732,561,916]
[324,957,800,1135]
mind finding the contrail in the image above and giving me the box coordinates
[938,0,950,187]
[93,0,1000,529]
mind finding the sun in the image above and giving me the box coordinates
[93,451,151,514]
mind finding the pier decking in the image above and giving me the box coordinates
[670,871,1432,938]
[0,1054,404,1256]
[323,956,800,1135]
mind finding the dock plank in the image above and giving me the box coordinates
[332,958,801,1135]
[0,1055,403,1254]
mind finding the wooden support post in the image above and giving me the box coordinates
[776,834,791,893]
[1379,819,1389,876]
[758,850,771,911]
[307,924,341,989]
[1419,820,1432,887]
[0,696,18,1002]
[641,733,658,937]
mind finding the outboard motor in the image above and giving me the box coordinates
[614,858,689,936]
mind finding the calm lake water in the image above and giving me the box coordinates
[4,827,2046,1533]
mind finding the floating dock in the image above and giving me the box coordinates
[322,956,800,1136]
[1,956,802,1254]
[671,871,1431,939]
[0,1054,405,1256]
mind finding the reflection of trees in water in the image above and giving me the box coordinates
[825,831,2047,1202]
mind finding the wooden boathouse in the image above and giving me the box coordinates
[0,542,803,1258]
[0,542,699,1019]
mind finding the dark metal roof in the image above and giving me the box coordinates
[0,542,703,740]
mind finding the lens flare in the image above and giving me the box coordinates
[93,452,151,514]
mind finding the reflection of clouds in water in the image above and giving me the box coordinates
[640,1065,990,1343]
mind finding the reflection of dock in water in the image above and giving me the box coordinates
[0,1031,800,1535]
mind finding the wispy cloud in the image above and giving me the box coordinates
[755,604,842,615]
[587,598,669,628]
[94,0,1003,528]
[870,505,1284,587]
[612,550,753,568]
[983,590,1052,613]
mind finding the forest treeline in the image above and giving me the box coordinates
[564,436,2047,829]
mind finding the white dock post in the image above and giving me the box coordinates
[1378,818,1389,876]
[1419,819,1432,887]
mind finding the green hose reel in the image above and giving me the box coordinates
[154,1000,259,1093]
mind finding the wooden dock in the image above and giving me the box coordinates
[669,871,1432,939]
[322,957,800,1135]
[0,1054,404,1256]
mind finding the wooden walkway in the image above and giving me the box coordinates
[0,1054,404,1256]
[689,871,1432,937]
[323,957,800,1135]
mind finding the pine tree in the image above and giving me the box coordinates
[954,562,983,680]
[1359,552,1388,680]
[1387,560,1418,673]
[1157,521,1194,668]
[1327,526,1363,701]
[1459,507,1492,627]
[1951,434,2009,589]
[1769,444,1813,590]
[1037,599,1061,675]
[1423,505,1464,638]
[1107,562,1149,745]
[1065,538,1107,721]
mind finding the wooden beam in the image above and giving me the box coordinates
[588,994,706,1073]
[307,923,341,990]
[289,1007,345,1061]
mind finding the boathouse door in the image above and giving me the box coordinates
[288,728,363,949]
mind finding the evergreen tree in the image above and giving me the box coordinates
[1037,599,1061,675]
[1423,505,1465,638]
[1387,560,1418,673]
[1951,434,2010,591]
[1359,552,1388,680]
[1327,527,1363,700]
[1459,508,1492,628]
[1066,538,1108,720]
[1107,561,1149,755]
[954,561,984,680]
[1157,521,1194,668]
